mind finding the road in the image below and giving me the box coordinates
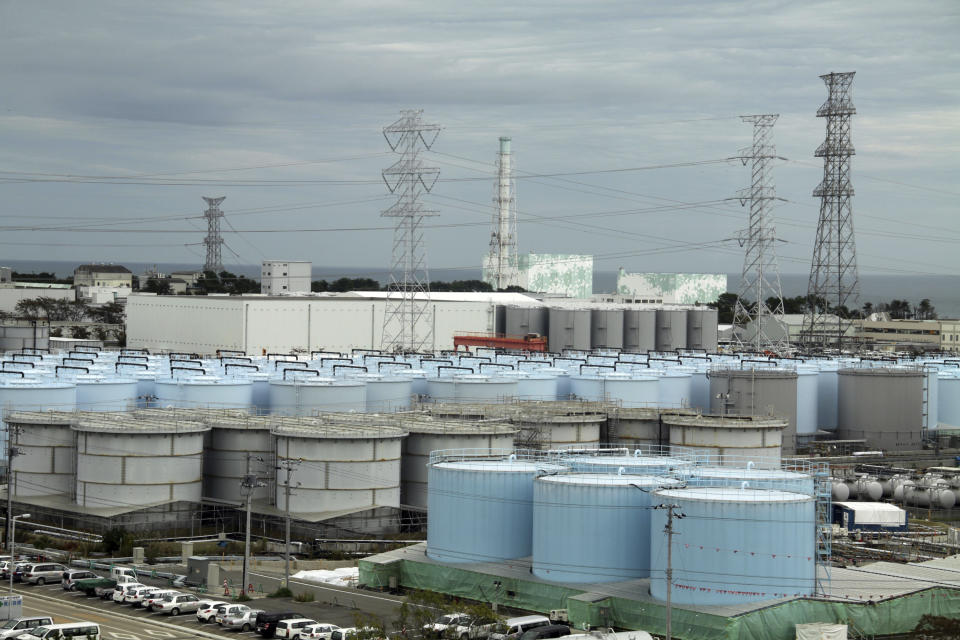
[7,577,406,640]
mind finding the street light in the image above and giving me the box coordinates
[9,513,30,595]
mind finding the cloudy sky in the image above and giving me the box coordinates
[0,1,957,281]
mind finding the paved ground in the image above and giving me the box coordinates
[6,573,412,640]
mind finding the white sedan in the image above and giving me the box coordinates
[196,602,229,623]
[154,594,206,616]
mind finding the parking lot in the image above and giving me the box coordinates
[9,571,408,640]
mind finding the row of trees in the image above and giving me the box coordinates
[3,297,125,324]
[311,278,524,293]
[711,293,938,325]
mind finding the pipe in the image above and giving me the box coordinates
[378,361,412,371]
[479,362,514,372]
[0,371,24,378]
[741,482,750,490]
[275,360,308,370]
[618,467,626,476]
[320,357,352,368]
[580,363,616,374]
[283,368,320,381]
[747,461,755,470]
[55,365,89,376]
[332,364,367,375]
[115,362,148,372]
[170,366,205,376]
[2,361,34,369]
[437,366,474,376]
[225,363,259,374]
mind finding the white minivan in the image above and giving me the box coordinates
[18,623,101,640]
[488,616,551,640]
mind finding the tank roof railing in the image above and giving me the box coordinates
[11,353,42,361]
[479,362,514,373]
[275,359,308,370]
[116,362,148,372]
[282,368,320,381]
[311,350,345,359]
[3,360,34,369]
[117,354,149,362]
[428,447,545,465]
[0,370,25,379]
[378,361,412,371]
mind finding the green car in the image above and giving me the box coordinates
[73,577,117,598]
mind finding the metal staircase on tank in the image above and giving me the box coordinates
[812,460,833,596]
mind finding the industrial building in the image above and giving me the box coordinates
[72,264,133,288]
[482,253,594,298]
[613,269,726,305]
[261,260,312,295]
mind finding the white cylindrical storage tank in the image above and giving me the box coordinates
[533,474,681,582]
[561,452,693,476]
[656,370,693,408]
[426,375,518,404]
[268,378,366,415]
[656,309,688,352]
[650,487,816,605]
[602,373,659,407]
[203,414,274,503]
[938,371,960,428]
[427,457,566,563]
[74,375,139,412]
[591,309,624,350]
[73,414,209,507]
[795,368,819,440]
[273,419,406,517]
[400,420,517,509]
[500,371,558,401]
[0,379,77,465]
[569,375,604,402]
[154,376,254,410]
[831,480,850,501]
[548,309,592,352]
[853,476,883,501]
[514,404,606,449]
[689,467,814,494]
[355,374,413,412]
[7,411,76,497]
[665,414,787,465]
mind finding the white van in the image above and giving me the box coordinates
[489,616,551,640]
[111,567,137,580]
[18,623,101,640]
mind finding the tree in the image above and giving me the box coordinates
[143,278,171,295]
[709,292,740,325]
[311,280,329,293]
[915,298,937,320]
[330,277,381,292]
[72,326,90,339]
[430,280,493,293]
[88,301,125,325]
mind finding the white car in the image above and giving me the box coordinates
[124,586,160,607]
[154,594,205,616]
[303,624,341,640]
[144,590,181,611]
[424,614,472,639]
[275,619,318,640]
[215,605,250,626]
[112,583,145,603]
[196,602,229,623]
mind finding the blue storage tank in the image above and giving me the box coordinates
[154,376,254,410]
[427,458,566,563]
[689,466,815,494]
[650,487,816,605]
[355,373,413,412]
[533,473,682,582]
[561,451,693,476]
[74,375,139,411]
[268,378,366,415]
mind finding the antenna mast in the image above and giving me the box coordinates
[733,114,787,354]
[802,72,860,350]
[380,110,441,352]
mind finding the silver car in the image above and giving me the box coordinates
[155,594,205,616]
[222,609,264,632]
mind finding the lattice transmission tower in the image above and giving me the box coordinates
[202,196,226,274]
[380,110,441,353]
[802,72,860,350]
[488,136,521,290]
[733,114,788,354]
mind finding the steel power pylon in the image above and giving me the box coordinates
[202,196,226,274]
[488,136,520,290]
[802,72,860,350]
[733,114,788,354]
[380,110,441,353]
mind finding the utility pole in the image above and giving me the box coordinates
[654,503,684,640]
[240,454,264,599]
[5,424,22,553]
[278,458,302,589]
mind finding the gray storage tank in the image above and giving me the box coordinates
[709,368,799,454]
[505,306,549,337]
[656,309,688,352]
[623,309,657,353]
[590,309,625,350]
[837,368,926,451]
[7,411,76,497]
[687,308,719,352]
[548,308,592,352]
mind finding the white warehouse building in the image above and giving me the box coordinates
[126,292,535,354]
[261,260,312,295]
